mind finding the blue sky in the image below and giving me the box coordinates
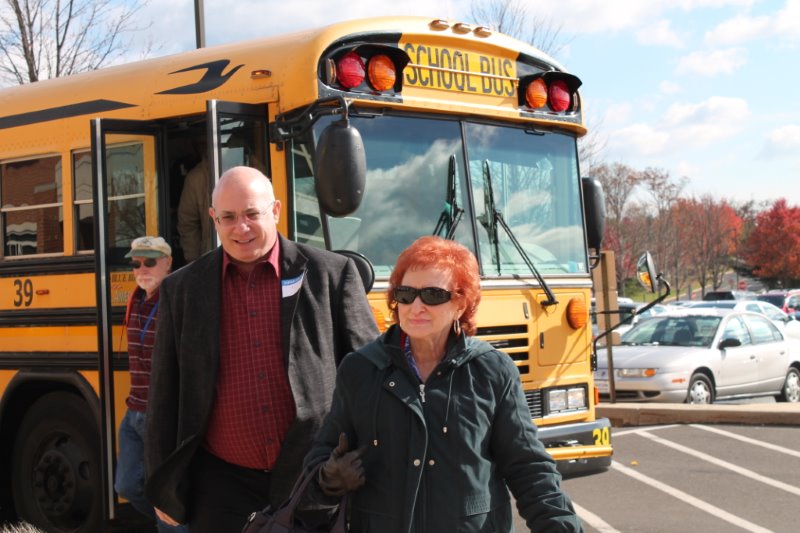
[131,0,800,206]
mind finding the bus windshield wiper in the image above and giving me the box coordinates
[433,154,464,240]
[479,160,558,307]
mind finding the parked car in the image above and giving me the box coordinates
[591,297,637,341]
[702,290,755,301]
[594,309,800,404]
[684,300,800,338]
[785,290,800,319]
[616,303,670,336]
[757,291,789,309]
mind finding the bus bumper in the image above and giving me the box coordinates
[537,417,613,477]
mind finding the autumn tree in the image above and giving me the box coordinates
[742,199,800,287]
[677,195,743,295]
[592,162,642,294]
[636,168,687,295]
[0,0,149,85]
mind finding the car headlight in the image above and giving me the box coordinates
[617,368,658,378]
[546,387,587,414]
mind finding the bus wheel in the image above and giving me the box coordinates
[11,391,101,533]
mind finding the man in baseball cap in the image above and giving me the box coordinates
[117,236,184,532]
[125,235,172,259]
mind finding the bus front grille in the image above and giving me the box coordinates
[525,390,544,419]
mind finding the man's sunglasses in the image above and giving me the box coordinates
[129,258,158,269]
[393,286,452,306]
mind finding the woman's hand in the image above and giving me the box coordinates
[319,433,366,496]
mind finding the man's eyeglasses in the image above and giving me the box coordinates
[214,202,275,227]
[130,258,158,269]
[393,286,452,306]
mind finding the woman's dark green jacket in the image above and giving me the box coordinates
[305,325,582,532]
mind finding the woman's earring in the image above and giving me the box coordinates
[453,319,462,335]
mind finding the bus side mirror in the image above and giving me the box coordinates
[636,252,658,293]
[315,120,366,217]
[582,177,605,251]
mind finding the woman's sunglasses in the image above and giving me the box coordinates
[393,286,452,306]
[129,258,158,269]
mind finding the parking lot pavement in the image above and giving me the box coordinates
[597,402,800,427]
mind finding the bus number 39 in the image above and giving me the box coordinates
[13,278,33,307]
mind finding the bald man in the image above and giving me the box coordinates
[145,166,378,531]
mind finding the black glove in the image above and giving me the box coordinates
[319,433,366,496]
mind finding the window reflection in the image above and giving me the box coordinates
[73,152,94,251]
[293,115,587,278]
[1,156,63,256]
[465,124,586,275]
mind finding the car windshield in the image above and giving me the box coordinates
[621,316,722,348]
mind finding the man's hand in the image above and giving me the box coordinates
[319,433,366,496]
[155,507,180,526]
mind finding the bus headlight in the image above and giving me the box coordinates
[546,387,587,414]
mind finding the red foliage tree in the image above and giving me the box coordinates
[743,199,800,285]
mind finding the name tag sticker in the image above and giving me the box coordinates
[281,273,304,298]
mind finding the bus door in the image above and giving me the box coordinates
[90,118,163,522]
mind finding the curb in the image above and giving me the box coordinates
[597,403,800,427]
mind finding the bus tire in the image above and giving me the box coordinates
[11,391,102,533]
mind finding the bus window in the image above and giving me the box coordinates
[219,118,267,174]
[73,151,94,251]
[103,138,150,260]
[1,156,63,257]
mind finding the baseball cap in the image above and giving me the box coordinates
[125,236,172,258]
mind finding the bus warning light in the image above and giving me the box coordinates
[549,79,571,112]
[525,78,548,109]
[336,52,366,89]
[367,55,396,92]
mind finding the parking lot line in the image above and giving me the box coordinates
[610,461,772,533]
[572,502,621,533]
[637,430,800,496]
[689,424,800,458]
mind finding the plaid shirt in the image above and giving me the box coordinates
[126,287,159,412]
[204,240,296,470]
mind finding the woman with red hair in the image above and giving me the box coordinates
[305,236,581,532]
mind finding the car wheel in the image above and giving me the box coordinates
[685,373,714,404]
[776,367,800,403]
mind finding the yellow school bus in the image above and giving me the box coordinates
[0,17,610,531]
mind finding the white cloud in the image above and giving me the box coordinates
[704,15,771,45]
[607,96,749,160]
[608,123,670,156]
[675,160,700,179]
[518,0,756,35]
[602,102,634,125]
[636,19,684,46]
[774,0,800,39]
[760,124,800,158]
[660,80,682,94]
[676,48,746,76]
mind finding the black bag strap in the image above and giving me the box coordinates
[272,463,348,532]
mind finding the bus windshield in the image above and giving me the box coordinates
[292,114,587,278]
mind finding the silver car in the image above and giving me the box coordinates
[594,309,800,404]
